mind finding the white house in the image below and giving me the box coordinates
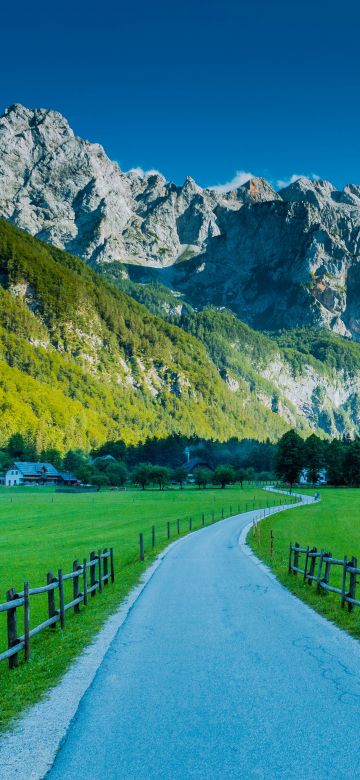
[5,462,76,487]
[5,465,23,486]
[299,467,328,486]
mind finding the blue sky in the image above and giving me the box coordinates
[1,0,359,190]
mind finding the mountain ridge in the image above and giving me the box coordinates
[1,102,359,343]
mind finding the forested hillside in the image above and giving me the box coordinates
[97,270,360,437]
[0,221,287,453]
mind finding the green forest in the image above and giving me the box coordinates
[0,220,288,453]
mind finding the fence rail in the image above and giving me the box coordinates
[137,496,297,561]
[288,542,360,612]
[0,547,114,669]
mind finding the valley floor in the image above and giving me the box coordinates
[0,484,274,731]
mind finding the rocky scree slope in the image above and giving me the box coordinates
[1,104,360,339]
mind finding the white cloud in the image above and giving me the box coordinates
[209,170,254,193]
[276,173,321,189]
[127,166,164,178]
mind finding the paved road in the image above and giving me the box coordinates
[47,496,360,779]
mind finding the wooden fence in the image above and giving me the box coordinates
[0,547,114,669]
[138,497,294,560]
[288,542,360,611]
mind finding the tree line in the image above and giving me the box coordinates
[0,433,275,488]
[275,430,360,486]
[3,428,360,490]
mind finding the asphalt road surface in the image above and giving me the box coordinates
[47,495,360,779]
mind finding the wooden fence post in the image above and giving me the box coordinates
[316,550,324,592]
[270,530,274,559]
[177,519,180,535]
[103,548,109,586]
[293,542,300,575]
[308,547,317,586]
[152,526,155,548]
[348,556,357,612]
[221,508,224,519]
[288,543,292,574]
[6,588,19,669]
[139,533,144,561]
[167,522,170,540]
[323,551,332,593]
[189,516,192,531]
[47,571,57,629]
[73,560,81,613]
[303,546,310,581]
[24,581,30,663]
[58,569,65,629]
[110,548,115,583]
[90,551,96,596]
[341,555,348,608]
[98,549,102,592]
[83,559,88,606]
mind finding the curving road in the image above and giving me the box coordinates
[47,495,360,779]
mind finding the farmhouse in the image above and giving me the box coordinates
[299,467,328,486]
[5,462,77,487]
[184,457,213,475]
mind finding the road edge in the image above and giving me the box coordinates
[0,534,188,780]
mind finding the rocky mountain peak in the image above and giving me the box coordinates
[3,103,73,140]
[240,176,279,202]
[279,176,340,208]
[183,175,200,190]
[1,103,360,339]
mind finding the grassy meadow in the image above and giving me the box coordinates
[248,487,360,640]
[0,483,279,732]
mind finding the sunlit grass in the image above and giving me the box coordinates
[248,487,360,641]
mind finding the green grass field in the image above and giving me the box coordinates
[248,487,360,641]
[0,483,280,732]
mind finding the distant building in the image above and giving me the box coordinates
[91,455,117,465]
[183,457,214,476]
[5,462,77,487]
[299,467,328,486]
[57,472,79,486]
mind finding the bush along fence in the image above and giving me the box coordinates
[0,547,114,669]
[288,543,360,612]
[138,498,292,561]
